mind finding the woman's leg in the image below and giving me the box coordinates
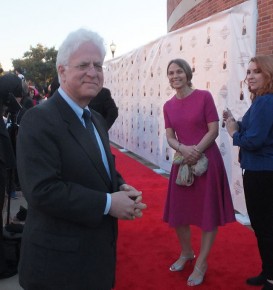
[170,225,195,270]
[176,225,193,254]
[244,170,273,285]
[187,228,217,285]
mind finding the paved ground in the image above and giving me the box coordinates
[0,274,22,290]
[1,192,26,290]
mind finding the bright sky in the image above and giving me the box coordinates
[0,0,167,70]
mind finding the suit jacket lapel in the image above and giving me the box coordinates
[53,94,112,188]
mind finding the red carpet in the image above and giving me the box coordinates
[111,146,261,290]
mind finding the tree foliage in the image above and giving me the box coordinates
[12,44,58,92]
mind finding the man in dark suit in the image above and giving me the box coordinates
[0,116,17,279]
[16,28,147,290]
[0,117,16,279]
[89,87,118,130]
[0,74,22,279]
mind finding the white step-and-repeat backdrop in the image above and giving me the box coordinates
[104,0,257,217]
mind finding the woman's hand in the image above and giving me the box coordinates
[225,117,239,137]
[223,108,233,122]
[180,145,201,165]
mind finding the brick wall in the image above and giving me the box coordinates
[167,0,182,18]
[256,0,273,55]
[167,0,273,55]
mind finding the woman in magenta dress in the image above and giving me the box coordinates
[163,59,235,287]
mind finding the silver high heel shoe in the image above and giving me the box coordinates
[169,253,195,272]
[187,265,207,286]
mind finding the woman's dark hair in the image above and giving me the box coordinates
[167,58,193,87]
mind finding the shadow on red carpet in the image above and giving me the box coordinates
[111,146,260,290]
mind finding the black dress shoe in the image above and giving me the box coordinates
[246,272,266,286]
[0,267,17,279]
[262,281,273,290]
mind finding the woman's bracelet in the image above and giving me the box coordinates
[194,145,201,153]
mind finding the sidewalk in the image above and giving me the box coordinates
[1,192,26,290]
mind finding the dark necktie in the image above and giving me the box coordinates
[82,109,101,154]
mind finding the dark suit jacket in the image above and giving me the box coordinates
[88,88,118,130]
[17,96,34,124]
[0,116,16,272]
[0,117,16,169]
[16,92,125,290]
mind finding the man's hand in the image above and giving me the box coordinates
[109,185,147,220]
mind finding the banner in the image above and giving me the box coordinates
[104,0,258,216]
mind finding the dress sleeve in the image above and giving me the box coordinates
[204,91,219,123]
[163,102,172,129]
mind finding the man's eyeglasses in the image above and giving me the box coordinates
[65,62,104,73]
